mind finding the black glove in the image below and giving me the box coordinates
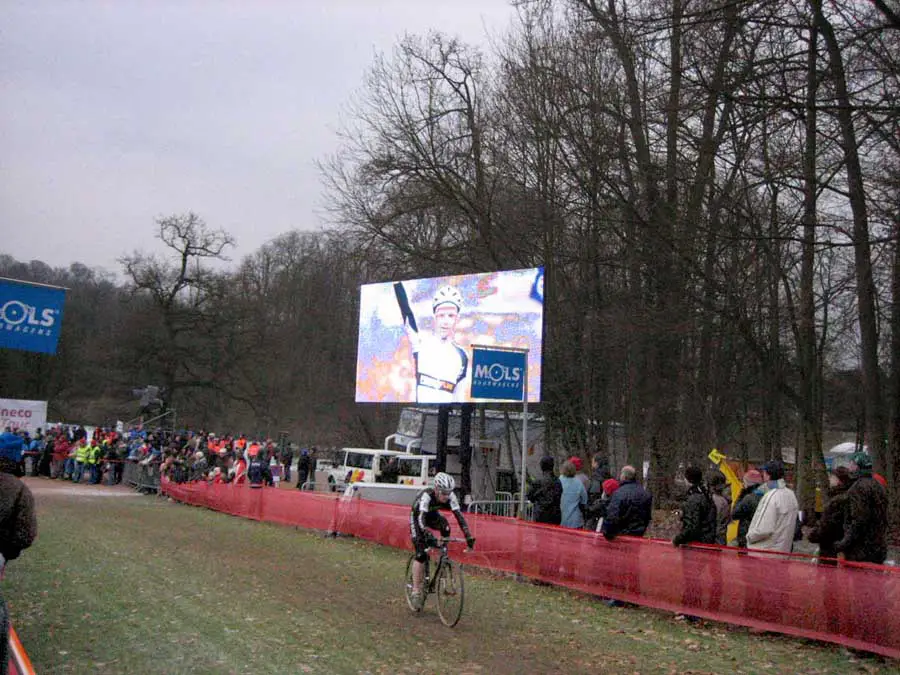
[465,535,476,550]
[425,533,439,549]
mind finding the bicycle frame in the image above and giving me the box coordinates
[413,539,463,595]
[425,542,451,593]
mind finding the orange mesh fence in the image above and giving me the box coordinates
[161,478,900,658]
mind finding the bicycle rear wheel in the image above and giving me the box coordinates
[404,554,425,612]
[435,559,465,627]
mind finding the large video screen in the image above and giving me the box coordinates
[355,267,544,403]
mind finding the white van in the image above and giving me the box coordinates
[394,454,435,486]
[326,448,435,491]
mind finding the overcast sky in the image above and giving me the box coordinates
[1,0,515,274]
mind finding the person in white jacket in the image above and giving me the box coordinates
[746,460,799,553]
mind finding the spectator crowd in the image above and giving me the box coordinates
[526,450,891,565]
[3,422,892,566]
[0,424,325,493]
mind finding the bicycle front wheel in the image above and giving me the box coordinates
[435,559,465,627]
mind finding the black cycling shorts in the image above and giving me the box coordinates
[410,510,450,562]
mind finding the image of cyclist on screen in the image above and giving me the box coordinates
[402,285,468,403]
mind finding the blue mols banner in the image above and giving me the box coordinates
[0,278,66,355]
[470,347,527,401]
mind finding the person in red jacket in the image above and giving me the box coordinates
[52,434,71,479]
[232,455,247,485]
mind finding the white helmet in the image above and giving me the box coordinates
[433,472,455,493]
[432,285,462,313]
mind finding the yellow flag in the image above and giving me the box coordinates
[708,448,742,544]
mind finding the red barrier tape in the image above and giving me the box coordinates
[161,479,900,658]
[8,625,36,675]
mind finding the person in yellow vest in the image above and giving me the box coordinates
[72,439,89,483]
[85,439,102,485]
[97,440,106,483]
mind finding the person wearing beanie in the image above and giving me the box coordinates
[585,478,619,531]
[1,451,37,672]
[808,466,852,564]
[672,466,716,546]
[526,456,562,525]
[731,469,764,548]
[746,460,799,553]
[569,456,590,491]
[833,452,888,563]
[602,465,653,540]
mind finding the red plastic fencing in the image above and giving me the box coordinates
[7,625,35,675]
[161,479,900,658]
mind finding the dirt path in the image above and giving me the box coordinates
[24,477,141,498]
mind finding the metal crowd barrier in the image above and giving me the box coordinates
[122,461,160,493]
[468,499,533,520]
[122,461,139,487]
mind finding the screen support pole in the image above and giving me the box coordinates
[436,405,450,473]
[519,349,529,519]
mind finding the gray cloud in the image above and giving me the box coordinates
[1,0,513,272]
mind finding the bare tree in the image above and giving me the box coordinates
[323,32,507,272]
[119,213,235,414]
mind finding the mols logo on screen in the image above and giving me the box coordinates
[0,278,67,355]
[470,348,527,401]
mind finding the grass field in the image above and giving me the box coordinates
[3,479,895,675]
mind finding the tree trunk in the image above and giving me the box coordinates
[796,19,822,518]
[889,214,900,527]
[811,0,887,471]
[760,88,783,461]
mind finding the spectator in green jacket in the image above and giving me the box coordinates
[86,440,102,485]
[72,438,89,483]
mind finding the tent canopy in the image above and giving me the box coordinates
[826,441,866,456]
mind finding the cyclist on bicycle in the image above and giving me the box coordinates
[409,472,475,608]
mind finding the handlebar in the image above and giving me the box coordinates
[430,536,473,551]
[440,537,468,544]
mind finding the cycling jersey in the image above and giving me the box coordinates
[411,333,468,403]
[409,487,471,563]
[412,486,463,529]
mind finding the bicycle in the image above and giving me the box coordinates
[404,536,468,627]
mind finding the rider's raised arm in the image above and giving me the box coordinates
[404,318,421,352]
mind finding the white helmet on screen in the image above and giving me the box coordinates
[432,286,462,313]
